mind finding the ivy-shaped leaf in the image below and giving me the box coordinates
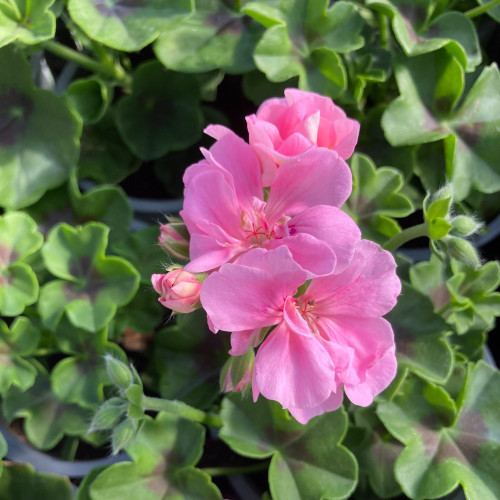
[220,393,358,500]
[351,406,404,498]
[378,362,500,500]
[2,368,94,450]
[78,112,139,184]
[68,0,193,51]
[366,0,481,71]
[66,77,110,125]
[388,282,453,384]
[246,0,365,97]
[115,61,204,160]
[90,412,222,500]
[152,309,227,410]
[51,317,127,408]
[0,0,55,48]
[0,317,39,394]
[346,153,414,242]
[0,47,81,209]
[38,222,140,333]
[154,0,262,74]
[0,463,73,500]
[382,51,500,200]
[0,212,43,315]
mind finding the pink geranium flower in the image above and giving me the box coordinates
[200,243,401,424]
[180,132,358,278]
[206,89,359,186]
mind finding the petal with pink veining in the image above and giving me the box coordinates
[265,148,352,223]
[253,322,335,409]
[307,239,401,317]
[229,328,265,356]
[290,205,361,275]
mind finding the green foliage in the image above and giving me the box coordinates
[66,77,110,124]
[0,432,5,479]
[346,153,414,241]
[38,222,140,332]
[0,0,55,48]
[90,412,222,499]
[220,393,358,499]
[0,47,81,209]
[68,0,193,51]
[0,463,73,500]
[378,363,500,500]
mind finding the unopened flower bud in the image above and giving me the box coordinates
[111,418,139,454]
[220,350,254,393]
[90,397,126,431]
[105,355,133,390]
[159,220,190,260]
[151,268,203,313]
[450,215,482,238]
[444,236,480,269]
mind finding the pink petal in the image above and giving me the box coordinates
[329,119,360,160]
[265,148,352,223]
[264,233,336,278]
[290,205,361,274]
[229,328,265,355]
[246,115,281,150]
[283,296,312,337]
[253,322,336,409]
[307,240,401,318]
[276,132,312,157]
[296,110,320,143]
[200,247,306,332]
[204,124,234,140]
[321,316,397,406]
[288,390,344,424]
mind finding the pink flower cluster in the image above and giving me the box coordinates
[153,89,401,423]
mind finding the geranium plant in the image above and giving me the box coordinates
[1,1,500,499]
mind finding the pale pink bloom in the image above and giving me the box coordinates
[159,221,190,260]
[208,89,359,186]
[151,268,202,314]
[180,132,358,278]
[201,243,401,424]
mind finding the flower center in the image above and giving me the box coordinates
[297,298,320,334]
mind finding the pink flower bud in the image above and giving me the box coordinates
[151,269,202,314]
[158,221,190,260]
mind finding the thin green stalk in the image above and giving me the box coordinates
[203,462,269,477]
[60,437,79,462]
[383,223,429,253]
[465,0,500,18]
[142,396,223,428]
[378,12,390,49]
[44,40,128,83]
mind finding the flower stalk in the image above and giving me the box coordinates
[383,223,429,253]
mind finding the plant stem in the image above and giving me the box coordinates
[378,13,390,49]
[60,437,79,462]
[44,41,128,83]
[142,396,223,428]
[383,223,429,253]
[465,0,500,18]
[203,462,269,477]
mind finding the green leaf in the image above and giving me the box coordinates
[78,112,139,184]
[66,77,109,124]
[346,153,414,241]
[0,463,73,500]
[0,317,39,394]
[0,47,81,209]
[2,369,93,450]
[220,393,358,500]
[39,222,140,332]
[0,0,55,48]
[382,52,500,200]
[445,260,500,334]
[477,0,500,22]
[90,412,222,500]
[367,0,481,71]
[388,282,453,384]
[0,212,43,315]
[68,0,193,51]
[378,362,500,500]
[251,0,363,97]
[154,0,262,74]
[115,61,203,160]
